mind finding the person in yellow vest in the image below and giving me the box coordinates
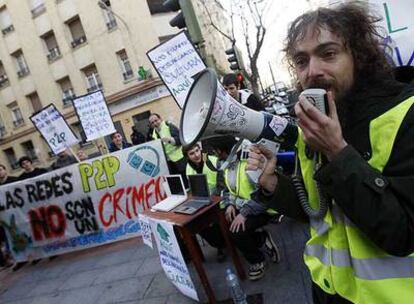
[148,113,187,185]
[182,142,226,261]
[248,3,414,304]
[207,136,280,281]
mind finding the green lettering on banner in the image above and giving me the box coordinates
[102,156,120,188]
[383,2,408,34]
[79,163,94,193]
[79,156,120,193]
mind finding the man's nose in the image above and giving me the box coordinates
[307,57,325,79]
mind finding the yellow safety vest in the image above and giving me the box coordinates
[152,121,183,162]
[297,97,414,304]
[186,155,218,194]
[224,161,276,215]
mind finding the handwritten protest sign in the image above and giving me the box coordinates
[138,214,153,249]
[370,0,413,66]
[72,91,116,141]
[0,140,168,262]
[147,31,206,108]
[150,219,199,301]
[30,104,79,155]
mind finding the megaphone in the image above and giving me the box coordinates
[180,68,298,148]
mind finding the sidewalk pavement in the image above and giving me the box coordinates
[0,217,312,304]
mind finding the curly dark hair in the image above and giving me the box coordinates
[284,2,393,89]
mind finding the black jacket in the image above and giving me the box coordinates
[255,80,414,257]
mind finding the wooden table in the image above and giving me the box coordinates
[142,197,246,304]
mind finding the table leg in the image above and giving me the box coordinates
[217,209,246,280]
[179,227,216,304]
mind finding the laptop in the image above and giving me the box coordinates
[151,175,188,212]
[174,174,211,214]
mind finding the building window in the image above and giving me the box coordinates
[3,148,18,170]
[117,50,133,81]
[21,140,38,161]
[27,92,43,113]
[12,50,30,78]
[42,31,61,62]
[0,62,9,89]
[0,115,6,139]
[100,0,117,30]
[57,77,76,106]
[146,0,170,15]
[8,102,24,128]
[0,7,14,36]
[67,16,87,48]
[30,0,46,18]
[83,65,103,92]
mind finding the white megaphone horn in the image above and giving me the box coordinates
[180,68,298,148]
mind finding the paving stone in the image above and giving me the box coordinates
[96,275,154,304]
[93,260,144,285]
[59,268,102,291]
[27,276,67,297]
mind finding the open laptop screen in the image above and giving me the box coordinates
[188,174,210,197]
[166,175,185,195]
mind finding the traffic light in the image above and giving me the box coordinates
[225,46,240,71]
[163,0,186,29]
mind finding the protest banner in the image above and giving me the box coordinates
[30,104,79,155]
[150,218,199,302]
[147,31,207,108]
[370,0,413,66]
[138,214,153,249]
[72,90,116,141]
[0,140,168,262]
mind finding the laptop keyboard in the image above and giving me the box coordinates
[152,195,187,211]
[184,199,210,209]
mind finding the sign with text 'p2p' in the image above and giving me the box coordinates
[30,104,79,155]
[147,31,206,108]
[72,90,116,141]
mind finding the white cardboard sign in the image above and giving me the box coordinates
[72,91,116,141]
[147,31,206,108]
[30,104,79,155]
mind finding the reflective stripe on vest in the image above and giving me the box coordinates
[224,161,277,215]
[152,121,183,162]
[299,96,414,303]
[186,155,218,194]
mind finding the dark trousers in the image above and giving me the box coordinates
[198,223,225,249]
[312,283,353,304]
[231,213,271,264]
[0,226,8,266]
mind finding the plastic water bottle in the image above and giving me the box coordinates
[226,268,248,304]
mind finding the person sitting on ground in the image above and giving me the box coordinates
[207,136,280,281]
[182,143,226,262]
[223,73,264,111]
[18,156,48,181]
[50,149,77,170]
[108,131,132,153]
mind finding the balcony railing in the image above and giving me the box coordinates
[12,118,24,128]
[47,47,61,62]
[62,91,76,106]
[87,83,103,93]
[0,126,6,138]
[0,75,9,88]
[17,68,30,78]
[106,19,117,30]
[1,24,15,36]
[122,69,134,81]
[31,3,46,17]
[71,35,87,48]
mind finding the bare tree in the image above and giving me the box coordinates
[199,0,269,95]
